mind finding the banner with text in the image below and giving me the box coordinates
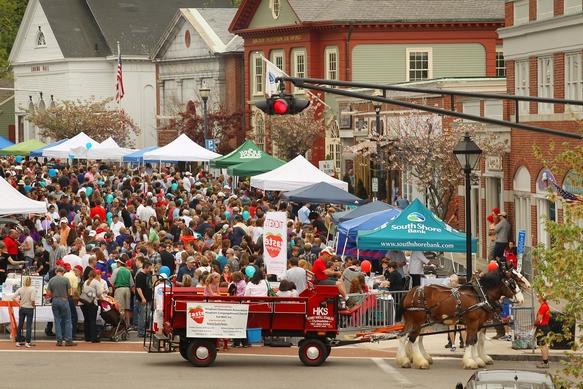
[186,302,249,338]
[263,211,288,278]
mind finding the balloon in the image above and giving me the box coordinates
[24,185,32,192]
[85,187,93,197]
[171,183,178,191]
[110,263,117,271]
[361,260,372,273]
[487,261,499,272]
[224,210,230,220]
[106,212,113,219]
[39,181,46,188]
[15,156,23,163]
[68,154,75,159]
[86,142,93,150]
[160,266,171,278]
[245,265,256,278]
[242,210,250,221]
[106,194,114,204]
[98,180,105,186]
[48,169,57,177]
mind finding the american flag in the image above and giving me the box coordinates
[547,176,579,202]
[115,49,124,103]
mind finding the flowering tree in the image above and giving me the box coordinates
[350,113,504,219]
[159,100,242,155]
[267,103,326,161]
[27,97,140,146]
[533,132,583,388]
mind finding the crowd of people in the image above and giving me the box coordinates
[0,157,414,347]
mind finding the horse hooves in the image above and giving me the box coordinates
[427,357,434,365]
[401,361,412,369]
[484,357,494,365]
[415,362,430,370]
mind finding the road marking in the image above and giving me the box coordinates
[372,357,414,386]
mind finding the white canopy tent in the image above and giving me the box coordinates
[0,177,47,215]
[250,155,349,192]
[85,137,135,160]
[42,132,98,159]
[142,134,221,162]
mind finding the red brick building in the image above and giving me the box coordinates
[229,0,505,166]
[497,0,583,265]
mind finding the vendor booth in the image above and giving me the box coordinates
[1,139,47,156]
[333,200,394,223]
[86,137,135,160]
[357,199,477,253]
[122,146,158,163]
[30,139,68,157]
[211,139,263,168]
[142,134,221,162]
[283,182,362,205]
[227,153,285,176]
[42,132,97,159]
[0,176,48,215]
[251,155,348,191]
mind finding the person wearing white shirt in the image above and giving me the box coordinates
[244,269,269,297]
[408,251,429,287]
[298,203,311,225]
[282,258,307,294]
[110,215,125,238]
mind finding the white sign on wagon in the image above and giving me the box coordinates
[263,211,288,278]
[186,303,249,338]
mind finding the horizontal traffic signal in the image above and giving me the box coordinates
[255,94,310,115]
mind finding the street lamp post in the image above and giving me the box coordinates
[373,103,382,200]
[199,87,210,148]
[453,132,482,281]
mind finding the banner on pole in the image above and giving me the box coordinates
[516,229,526,272]
[263,211,288,278]
[186,302,249,338]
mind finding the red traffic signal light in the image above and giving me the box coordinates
[255,94,310,115]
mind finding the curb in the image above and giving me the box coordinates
[432,352,566,362]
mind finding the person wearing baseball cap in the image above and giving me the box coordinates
[493,210,511,260]
[111,256,134,327]
[311,247,348,305]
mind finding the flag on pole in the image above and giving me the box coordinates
[115,42,125,103]
[263,57,286,97]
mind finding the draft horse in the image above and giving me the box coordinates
[396,268,530,369]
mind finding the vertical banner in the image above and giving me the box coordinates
[263,212,288,278]
[516,229,526,273]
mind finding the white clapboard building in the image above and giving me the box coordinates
[9,0,233,148]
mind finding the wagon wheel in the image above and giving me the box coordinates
[186,339,217,367]
[299,338,328,367]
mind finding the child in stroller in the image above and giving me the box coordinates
[99,295,129,342]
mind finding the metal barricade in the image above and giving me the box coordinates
[338,290,409,331]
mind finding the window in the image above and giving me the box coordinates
[565,52,583,111]
[292,48,307,93]
[406,48,432,82]
[324,46,339,80]
[515,60,530,114]
[564,0,583,15]
[254,113,265,151]
[537,56,554,113]
[496,50,506,77]
[36,26,46,47]
[270,49,284,73]
[271,0,281,19]
[251,52,264,96]
[514,0,529,25]
[537,0,554,20]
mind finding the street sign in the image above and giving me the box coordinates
[372,177,378,193]
[205,138,217,152]
[516,229,526,272]
[318,160,335,176]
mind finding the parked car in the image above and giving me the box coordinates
[456,369,555,389]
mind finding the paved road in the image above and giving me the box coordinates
[1,347,548,389]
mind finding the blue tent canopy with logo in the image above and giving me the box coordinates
[357,199,477,253]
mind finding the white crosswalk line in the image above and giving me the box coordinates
[372,357,414,387]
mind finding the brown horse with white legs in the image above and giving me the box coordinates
[396,268,530,370]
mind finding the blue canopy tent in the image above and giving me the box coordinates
[0,136,14,149]
[283,182,362,205]
[335,208,401,259]
[30,139,68,157]
[332,200,394,223]
[122,146,158,163]
[357,199,477,253]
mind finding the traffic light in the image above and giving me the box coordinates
[255,94,310,115]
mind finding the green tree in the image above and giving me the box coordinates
[0,0,28,76]
[27,97,140,146]
[533,133,583,388]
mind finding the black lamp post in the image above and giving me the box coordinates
[374,103,382,199]
[453,132,482,281]
[199,87,210,148]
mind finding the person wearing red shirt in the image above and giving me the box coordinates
[3,229,20,257]
[89,198,107,222]
[535,295,552,368]
[311,247,348,304]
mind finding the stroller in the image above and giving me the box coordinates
[99,297,129,342]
